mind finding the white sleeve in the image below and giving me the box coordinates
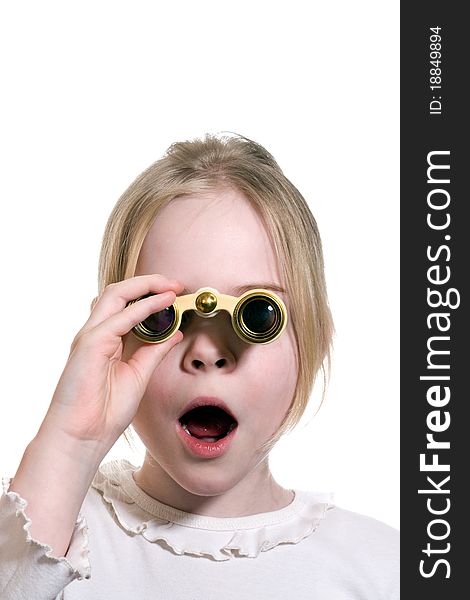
[0,477,91,600]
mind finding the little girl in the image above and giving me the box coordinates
[0,134,399,599]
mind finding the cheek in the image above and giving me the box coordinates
[248,334,298,411]
[133,355,179,427]
[276,333,299,411]
[271,325,298,379]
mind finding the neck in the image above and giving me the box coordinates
[132,451,294,518]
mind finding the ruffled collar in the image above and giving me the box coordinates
[92,459,334,561]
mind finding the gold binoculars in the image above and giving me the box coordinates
[129,287,288,345]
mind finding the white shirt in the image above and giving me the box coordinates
[0,459,399,599]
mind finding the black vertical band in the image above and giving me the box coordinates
[401,4,467,597]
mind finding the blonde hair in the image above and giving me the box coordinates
[98,133,334,456]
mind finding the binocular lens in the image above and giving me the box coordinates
[141,305,176,336]
[239,297,277,334]
[132,300,179,342]
[234,295,283,342]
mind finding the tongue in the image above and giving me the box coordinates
[185,407,233,439]
[187,422,225,438]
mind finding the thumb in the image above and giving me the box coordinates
[125,330,184,390]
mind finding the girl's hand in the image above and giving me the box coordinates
[41,274,184,451]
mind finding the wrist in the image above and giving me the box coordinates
[22,428,107,493]
[35,418,113,466]
[8,426,105,560]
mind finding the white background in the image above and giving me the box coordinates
[0,2,399,529]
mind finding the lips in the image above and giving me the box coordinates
[177,396,239,458]
[178,396,238,423]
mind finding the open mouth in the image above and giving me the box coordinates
[178,405,238,442]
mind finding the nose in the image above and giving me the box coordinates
[181,313,237,374]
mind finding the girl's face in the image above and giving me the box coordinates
[130,187,298,499]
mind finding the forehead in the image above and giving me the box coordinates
[136,187,283,293]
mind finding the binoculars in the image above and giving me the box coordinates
[129,287,288,345]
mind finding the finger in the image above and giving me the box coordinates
[84,291,178,357]
[84,275,183,331]
[72,290,178,357]
[125,330,184,392]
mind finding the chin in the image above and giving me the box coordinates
[173,464,249,498]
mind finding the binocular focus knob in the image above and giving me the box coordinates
[195,291,218,314]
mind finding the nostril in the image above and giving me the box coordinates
[191,358,227,369]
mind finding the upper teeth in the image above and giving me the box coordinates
[181,422,236,437]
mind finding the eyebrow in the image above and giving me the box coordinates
[181,283,287,296]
